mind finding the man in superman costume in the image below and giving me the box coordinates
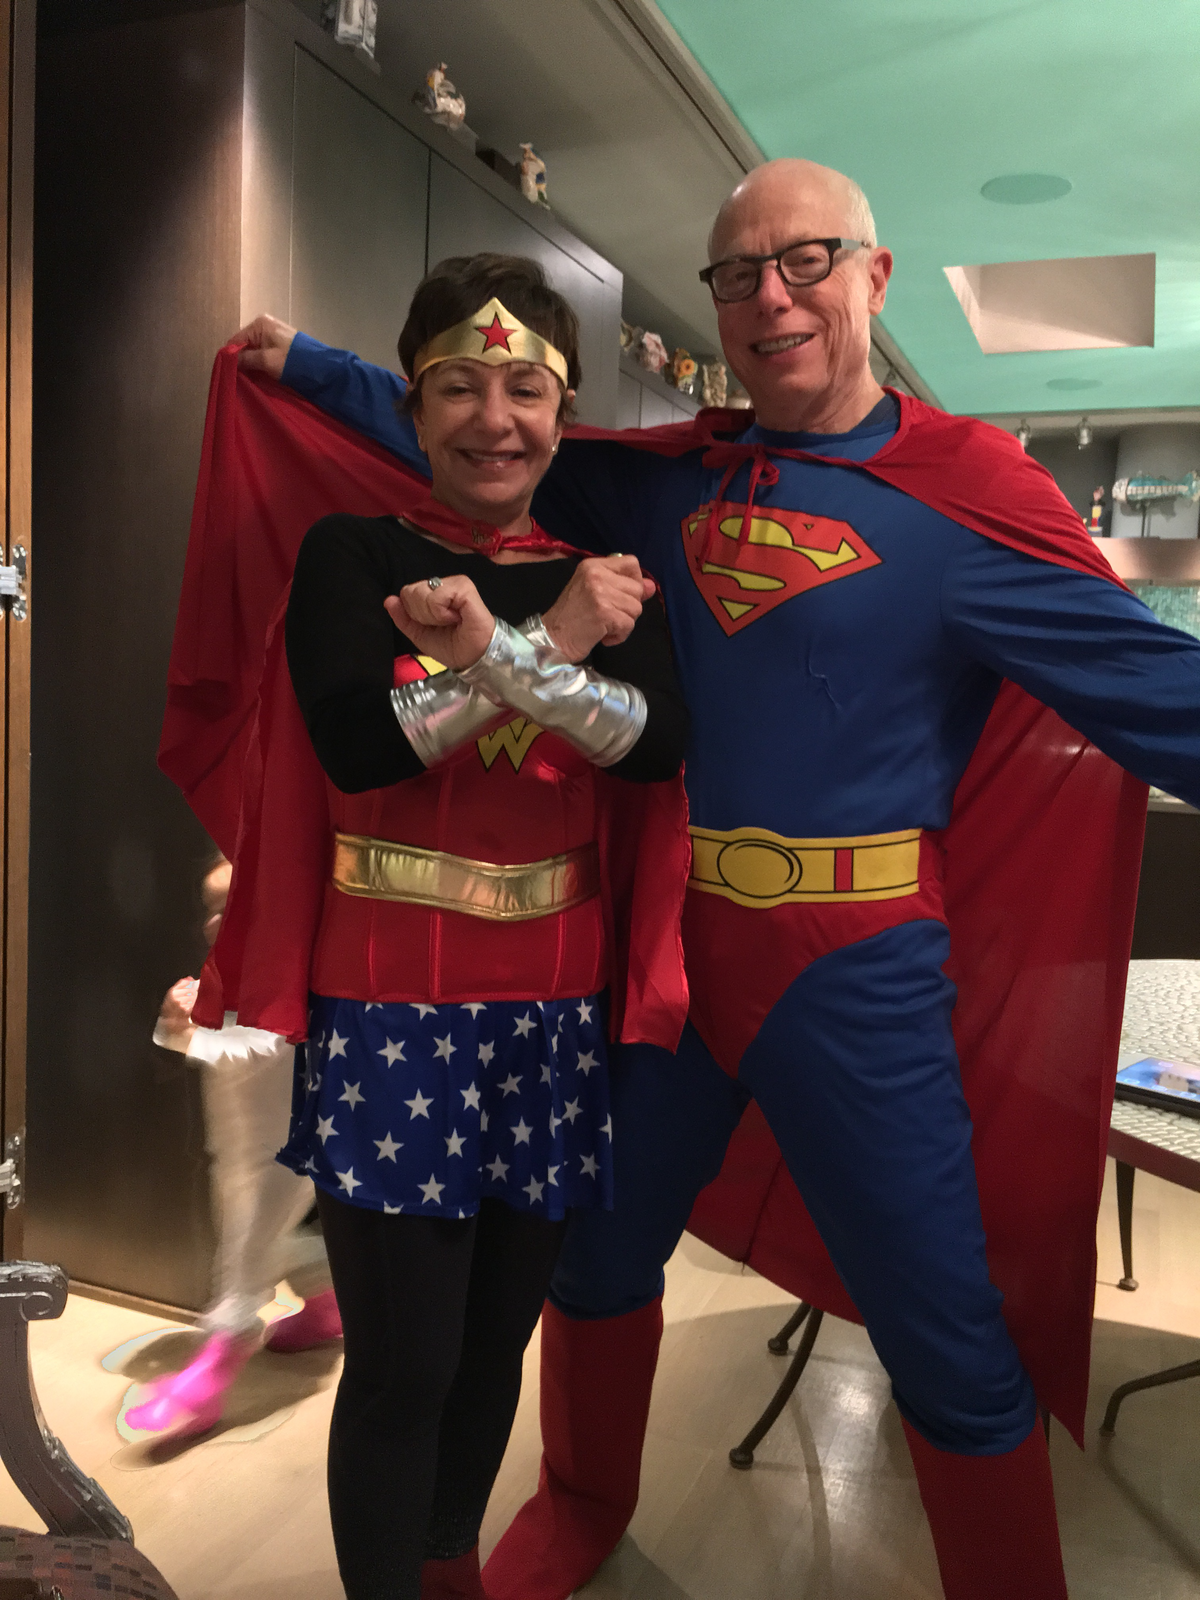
[174,159,1200,1599]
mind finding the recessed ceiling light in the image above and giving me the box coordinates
[981,173,1072,205]
[1047,377,1103,391]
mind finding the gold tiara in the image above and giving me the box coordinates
[412,297,570,387]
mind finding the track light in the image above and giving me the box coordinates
[1016,420,1031,450]
[1076,416,1092,450]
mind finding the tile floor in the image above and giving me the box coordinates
[2,1157,1198,1598]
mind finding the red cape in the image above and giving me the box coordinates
[163,366,1143,1444]
[160,348,690,1052]
[572,395,1145,1446]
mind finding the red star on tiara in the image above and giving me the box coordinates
[477,312,517,353]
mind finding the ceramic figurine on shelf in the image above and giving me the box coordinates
[519,144,550,208]
[329,0,378,60]
[1086,486,1106,535]
[635,331,668,376]
[414,63,467,130]
[700,359,727,408]
[670,349,698,397]
[619,320,641,354]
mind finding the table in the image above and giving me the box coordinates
[1102,959,1200,1432]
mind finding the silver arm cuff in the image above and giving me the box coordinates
[390,671,500,768]
[459,616,648,768]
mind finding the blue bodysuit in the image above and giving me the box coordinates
[281,333,1200,1454]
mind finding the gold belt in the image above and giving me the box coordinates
[688,824,922,908]
[332,833,600,922]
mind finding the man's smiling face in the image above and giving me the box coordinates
[709,161,892,433]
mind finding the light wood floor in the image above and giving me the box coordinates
[3,1158,1199,1598]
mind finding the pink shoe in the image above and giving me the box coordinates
[125,1330,257,1438]
[264,1288,342,1353]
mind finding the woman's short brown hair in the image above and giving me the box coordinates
[397,253,582,417]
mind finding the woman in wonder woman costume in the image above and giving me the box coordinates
[191,254,690,1600]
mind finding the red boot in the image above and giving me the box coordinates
[903,1419,1069,1598]
[483,1297,664,1600]
[420,1547,486,1599]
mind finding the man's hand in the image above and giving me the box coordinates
[157,976,199,1050]
[235,314,298,379]
[385,576,497,671]
[542,556,654,660]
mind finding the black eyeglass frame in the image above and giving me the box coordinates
[699,237,868,302]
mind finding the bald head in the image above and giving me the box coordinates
[708,159,876,262]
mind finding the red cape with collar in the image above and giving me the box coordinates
[572,392,1146,1446]
[159,348,690,1053]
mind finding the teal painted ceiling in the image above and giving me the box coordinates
[655,0,1200,415]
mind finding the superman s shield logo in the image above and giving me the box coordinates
[681,502,881,635]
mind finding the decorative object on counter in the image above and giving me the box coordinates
[1015,419,1032,450]
[726,382,752,410]
[414,63,467,131]
[1076,416,1093,449]
[519,144,550,208]
[669,349,697,396]
[700,360,727,408]
[1086,486,1106,535]
[619,320,641,354]
[634,331,668,375]
[326,0,378,64]
[1113,470,1200,538]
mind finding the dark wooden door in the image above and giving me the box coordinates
[0,0,35,1258]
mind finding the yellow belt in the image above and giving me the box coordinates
[332,833,600,922]
[688,824,922,908]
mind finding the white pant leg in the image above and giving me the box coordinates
[193,1028,328,1334]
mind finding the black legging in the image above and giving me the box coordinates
[316,1189,567,1600]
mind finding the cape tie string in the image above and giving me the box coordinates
[698,438,780,565]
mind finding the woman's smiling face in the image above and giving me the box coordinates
[414,358,570,529]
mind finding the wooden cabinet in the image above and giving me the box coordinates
[30,0,623,1307]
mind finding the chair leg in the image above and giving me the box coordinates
[1100,1355,1200,1436]
[1115,1161,1138,1291]
[0,1262,134,1539]
[729,1304,824,1469]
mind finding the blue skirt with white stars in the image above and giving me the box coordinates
[278,994,614,1221]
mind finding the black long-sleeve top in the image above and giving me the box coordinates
[286,514,690,794]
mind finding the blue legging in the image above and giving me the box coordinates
[549,919,1036,1455]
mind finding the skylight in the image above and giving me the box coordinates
[943,254,1155,355]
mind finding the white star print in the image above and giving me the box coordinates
[524,1177,545,1203]
[327,1030,349,1059]
[511,1118,533,1145]
[601,1115,613,1140]
[461,1082,481,1111]
[556,1012,565,1033]
[562,1098,583,1124]
[513,1012,536,1039]
[433,1034,457,1062]
[481,1111,490,1133]
[306,1069,322,1093]
[540,1062,553,1085]
[419,1173,445,1204]
[411,1003,438,1019]
[549,1110,563,1135]
[550,1034,559,1054]
[576,1051,597,1077]
[383,1203,402,1214]
[486,1155,509,1182]
[478,1041,496,1066]
[378,1038,406,1067]
[365,1002,382,1011]
[461,1002,487,1018]
[580,1152,599,1178]
[547,1165,560,1186]
[499,1073,522,1097]
[336,1166,361,1195]
[536,1001,545,1011]
[339,1080,365,1110]
[374,1132,403,1162]
[577,1000,593,1024]
[445,1129,466,1157]
[316,1115,337,1145]
[304,1155,318,1173]
[405,1088,433,1120]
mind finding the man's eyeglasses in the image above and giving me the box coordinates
[699,238,867,304]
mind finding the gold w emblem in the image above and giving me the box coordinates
[477,717,544,772]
